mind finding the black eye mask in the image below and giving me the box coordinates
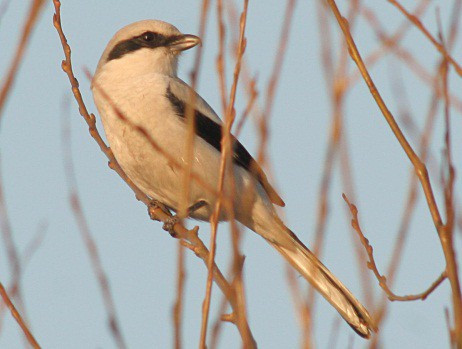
[107,31,181,62]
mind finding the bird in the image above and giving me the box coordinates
[91,19,376,338]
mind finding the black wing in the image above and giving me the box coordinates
[166,85,285,207]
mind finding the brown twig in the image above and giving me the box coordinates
[61,98,127,349]
[343,194,447,302]
[208,1,256,347]
[0,220,47,333]
[0,0,44,333]
[179,0,210,218]
[0,282,40,348]
[327,1,462,344]
[370,85,440,347]
[388,0,462,77]
[0,0,11,25]
[438,17,459,344]
[370,1,461,339]
[173,241,186,349]
[20,220,48,268]
[177,1,211,344]
[308,3,373,345]
[257,0,296,166]
[200,2,253,347]
[0,0,45,123]
[0,157,21,302]
[352,3,462,115]
[52,1,149,207]
[352,0,430,87]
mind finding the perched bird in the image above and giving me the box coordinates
[92,20,375,338]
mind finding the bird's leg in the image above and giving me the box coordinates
[161,200,208,238]
[187,200,208,213]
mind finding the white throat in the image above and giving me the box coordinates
[95,47,179,85]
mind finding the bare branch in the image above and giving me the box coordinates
[0,0,45,123]
[388,0,462,76]
[343,194,447,302]
[61,98,127,349]
[0,282,40,348]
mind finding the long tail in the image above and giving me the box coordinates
[267,224,376,338]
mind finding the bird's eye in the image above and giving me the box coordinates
[142,32,155,42]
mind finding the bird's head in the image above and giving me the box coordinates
[94,20,201,79]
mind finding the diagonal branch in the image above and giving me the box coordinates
[61,99,127,349]
[0,282,40,348]
[388,0,462,77]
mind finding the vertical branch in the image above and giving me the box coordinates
[179,0,210,218]
[199,2,253,347]
[0,0,45,123]
[437,18,459,344]
[173,242,185,349]
[0,0,45,332]
[178,1,211,346]
[308,1,373,346]
[0,221,47,333]
[257,0,296,166]
[0,158,22,305]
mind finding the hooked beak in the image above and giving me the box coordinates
[168,34,201,52]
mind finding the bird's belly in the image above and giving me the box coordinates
[93,79,266,223]
[101,110,235,221]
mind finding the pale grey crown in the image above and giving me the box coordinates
[95,20,183,72]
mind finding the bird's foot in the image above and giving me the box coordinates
[162,201,207,237]
[150,200,208,238]
[162,216,181,237]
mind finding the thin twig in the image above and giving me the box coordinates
[388,0,462,76]
[177,1,211,344]
[327,1,462,344]
[0,0,44,331]
[200,2,253,347]
[0,0,45,124]
[370,1,461,339]
[308,3,373,345]
[343,194,447,302]
[173,242,185,349]
[61,98,127,349]
[257,0,296,166]
[0,221,47,333]
[352,3,462,114]
[179,0,210,218]
[0,282,40,348]
[438,17,460,344]
[0,0,11,25]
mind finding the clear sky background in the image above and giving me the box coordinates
[0,0,461,348]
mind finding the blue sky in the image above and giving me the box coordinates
[0,0,461,348]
